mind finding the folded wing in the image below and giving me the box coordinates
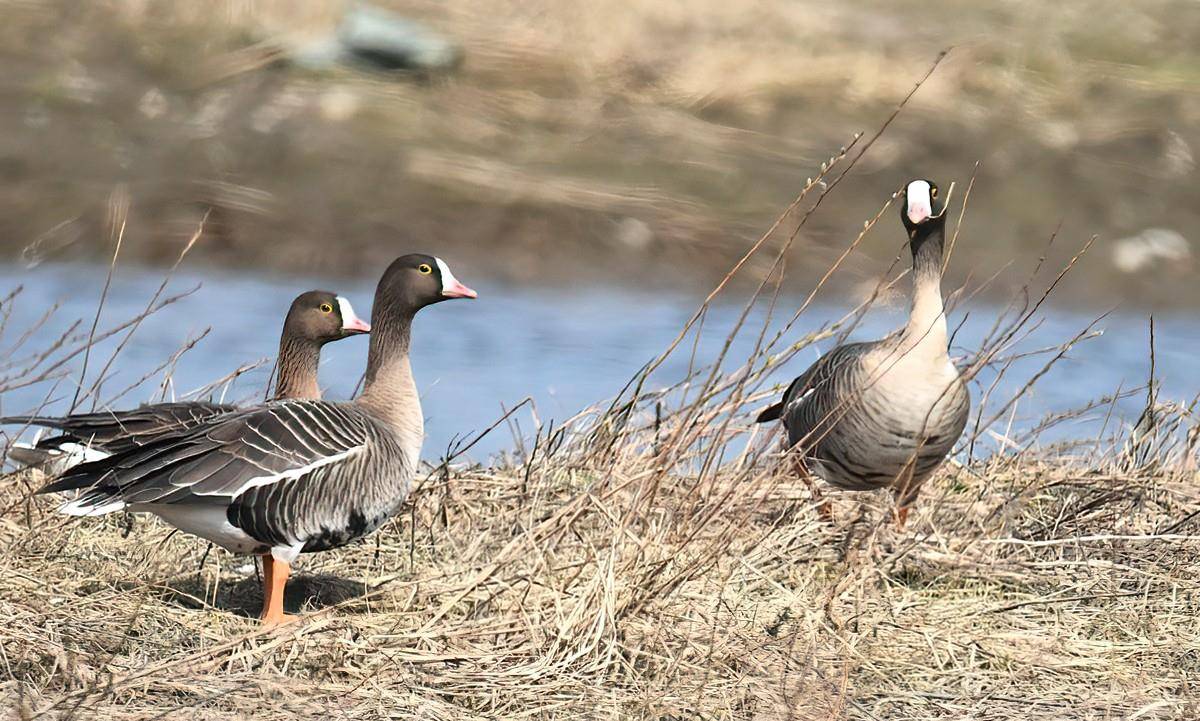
[3,400,236,458]
[39,400,370,511]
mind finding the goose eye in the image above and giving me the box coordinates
[319,303,333,313]
[930,186,938,198]
[418,263,433,275]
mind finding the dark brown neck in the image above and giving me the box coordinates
[911,220,945,287]
[273,335,323,401]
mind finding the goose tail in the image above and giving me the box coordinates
[58,491,126,516]
[755,402,784,423]
[7,440,109,474]
[36,460,126,515]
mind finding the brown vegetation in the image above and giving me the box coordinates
[3,395,1199,719]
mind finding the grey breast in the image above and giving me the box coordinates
[237,428,415,554]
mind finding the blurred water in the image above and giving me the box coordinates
[0,263,1196,461]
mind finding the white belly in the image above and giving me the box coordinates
[135,503,266,555]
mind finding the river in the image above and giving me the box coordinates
[1,262,1195,461]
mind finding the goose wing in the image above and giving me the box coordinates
[3,401,236,456]
[755,341,874,424]
[38,400,370,506]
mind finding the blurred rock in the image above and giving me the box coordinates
[187,90,233,139]
[138,88,168,120]
[1112,228,1191,273]
[250,88,306,134]
[291,4,463,75]
[615,217,654,251]
[59,61,100,104]
[1037,120,1079,151]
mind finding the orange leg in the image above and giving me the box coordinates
[792,456,834,523]
[892,485,916,530]
[260,554,299,627]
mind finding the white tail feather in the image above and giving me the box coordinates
[59,497,126,516]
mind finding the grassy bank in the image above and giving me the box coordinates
[3,436,1199,719]
[1,0,1199,305]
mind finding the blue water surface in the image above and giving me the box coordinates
[0,263,1194,461]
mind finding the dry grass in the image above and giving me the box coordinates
[3,414,1199,719]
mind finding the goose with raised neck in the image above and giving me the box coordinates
[899,180,950,359]
[273,292,371,400]
[755,179,970,528]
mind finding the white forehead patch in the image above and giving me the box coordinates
[336,296,358,322]
[906,180,931,212]
[434,257,459,292]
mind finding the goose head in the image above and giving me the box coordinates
[285,290,371,344]
[374,254,477,318]
[899,179,948,236]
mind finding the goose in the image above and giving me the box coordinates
[755,179,969,527]
[3,291,370,473]
[34,255,474,625]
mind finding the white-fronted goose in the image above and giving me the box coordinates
[755,179,969,527]
[3,291,369,473]
[36,255,475,625]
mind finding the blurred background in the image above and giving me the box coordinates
[0,0,1197,455]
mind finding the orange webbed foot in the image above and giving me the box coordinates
[261,612,301,628]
